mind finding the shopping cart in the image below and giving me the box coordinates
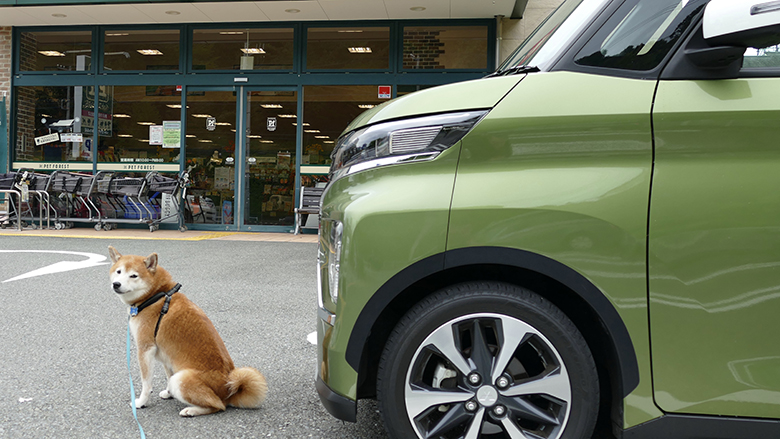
[0,172,22,230]
[47,171,100,230]
[144,169,190,232]
[12,170,54,230]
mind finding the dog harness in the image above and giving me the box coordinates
[129,283,182,339]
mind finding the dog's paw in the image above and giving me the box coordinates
[160,389,172,400]
[179,407,199,417]
[134,398,148,409]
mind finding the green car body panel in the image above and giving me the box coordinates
[448,71,661,428]
[649,77,780,418]
[343,76,523,133]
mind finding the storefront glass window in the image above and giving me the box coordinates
[103,29,180,71]
[306,27,390,70]
[97,85,182,168]
[192,28,294,71]
[244,90,298,226]
[19,30,92,72]
[403,26,488,70]
[302,85,384,186]
[14,85,94,165]
[185,90,237,225]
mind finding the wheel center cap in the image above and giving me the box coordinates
[476,386,498,407]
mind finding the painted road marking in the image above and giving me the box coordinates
[1,250,109,283]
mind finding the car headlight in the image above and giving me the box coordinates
[330,110,488,179]
[318,219,343,308]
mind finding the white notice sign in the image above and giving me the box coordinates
[149,125,163,145]
[34,133,60,146]
[60,133,84,143]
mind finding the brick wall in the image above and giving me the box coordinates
[403,29,445,69]
[0,27,10,168]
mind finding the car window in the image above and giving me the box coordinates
[743,45,780,69]
[575,0,706,71]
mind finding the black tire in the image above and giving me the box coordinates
[377,282,599,439]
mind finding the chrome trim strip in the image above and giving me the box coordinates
[752,1,780,15]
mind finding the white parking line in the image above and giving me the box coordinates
[0,250,109,283]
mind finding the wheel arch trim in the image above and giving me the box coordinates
[344,246,640,398]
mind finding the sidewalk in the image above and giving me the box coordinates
[0,226,318,242]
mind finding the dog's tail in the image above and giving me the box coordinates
[226,367,268,409]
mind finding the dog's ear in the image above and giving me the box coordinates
[108,246,122,264]
[144,253,159,273]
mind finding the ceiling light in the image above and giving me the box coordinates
[324,140,335,144]
[338,30,364,33]
[410,6,427,12]
[315,135,329,139]
[186,134,196,138]
[278,114,297,118]
[117,134,133,138]
[137,139,150,142]
[358,104,376,109]
[191,114,213,118]
[261,104,283,109]
[38,51,65,57]
[305,129,321,133]
[259,140,274,143]
[137,122,155,126]
[220,31,244,35]
[198,139,213,143]
[106,33,129,37]
[240,48,266,54]
[285,8,300,13]
[348,47,372,54]
[292,122,310,126]
[165,10,181,15]
[247,135,263,139]
[166,104,182,109]
[113,114,131,118]
[51,13,67,18]
[215,122,232,126]
[137,49,163,56]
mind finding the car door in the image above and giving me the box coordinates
[649,34,780,418]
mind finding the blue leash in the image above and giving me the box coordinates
[127,318,147,439]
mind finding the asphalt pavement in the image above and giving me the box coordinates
[0,230,389,439]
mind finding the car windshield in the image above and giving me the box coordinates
[498,0,610,71]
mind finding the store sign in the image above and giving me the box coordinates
[82,85,113,137]
[206,117,216,131]
[12,162,92,171]
[378,85,392,99]
[34,133,60,146]
[60,133,83,143]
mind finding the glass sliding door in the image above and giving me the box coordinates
[242,89,298,229]
[185,88,237,226]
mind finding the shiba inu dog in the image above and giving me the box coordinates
[108,246,267,417]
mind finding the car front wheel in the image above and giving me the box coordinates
[377,282,599,439]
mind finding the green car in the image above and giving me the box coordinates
[316,0,780,437]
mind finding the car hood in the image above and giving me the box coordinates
[342,75,525,135]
